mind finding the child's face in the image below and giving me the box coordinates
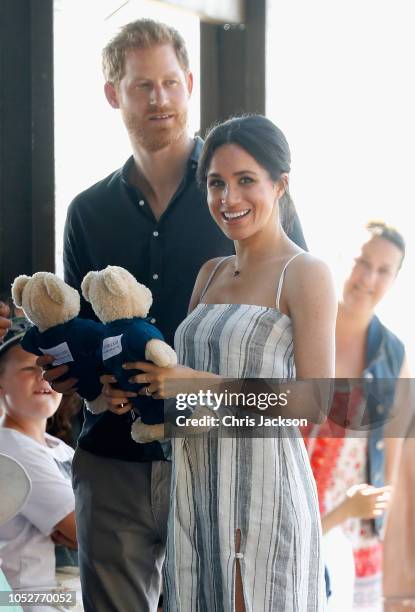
[0,345,61,420]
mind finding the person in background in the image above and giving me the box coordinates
[0,318,77,600]
[303,221,411,610]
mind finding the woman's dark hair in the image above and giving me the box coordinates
[197,115,297,235]
[366,220,405,267]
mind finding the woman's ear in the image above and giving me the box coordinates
[276,173,289,200]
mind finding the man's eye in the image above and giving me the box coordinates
[166,80,178,86]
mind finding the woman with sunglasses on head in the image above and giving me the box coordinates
[303,221,410,610]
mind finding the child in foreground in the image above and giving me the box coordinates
[0,318,77,603]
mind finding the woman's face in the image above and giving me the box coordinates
[206,144,285,241]
[342,235,402,314]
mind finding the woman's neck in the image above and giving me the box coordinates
[234,225,294,272]
[337,301,373,336]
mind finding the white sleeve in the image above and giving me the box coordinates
[1,435,75,536]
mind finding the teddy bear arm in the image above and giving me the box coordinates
[145,339,178,368]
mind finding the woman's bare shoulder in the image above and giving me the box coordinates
[283,252,336,311]
[188,256,230,313]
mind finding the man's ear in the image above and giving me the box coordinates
[186,71,194,98]
[104,82,120,109]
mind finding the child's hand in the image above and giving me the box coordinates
[51,529,78,550]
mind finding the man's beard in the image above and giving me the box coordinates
[123,108,188,152]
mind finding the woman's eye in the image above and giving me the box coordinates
[208,180,223,188]
[240,176,254,184]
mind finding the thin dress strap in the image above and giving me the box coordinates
[276,252,305,311]
[199,256,233,302]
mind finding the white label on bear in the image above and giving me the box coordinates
[40,342,74,366]
[102,334,123,360]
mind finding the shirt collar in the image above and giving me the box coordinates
[120,136,204,188]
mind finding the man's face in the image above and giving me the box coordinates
[0,345,61,420]
[107,44,193,152]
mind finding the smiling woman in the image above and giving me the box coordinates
[137,115,337,611]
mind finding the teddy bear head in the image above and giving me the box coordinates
[11,272,80,333]
[81,266,153,324]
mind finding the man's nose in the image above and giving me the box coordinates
[149,84,168,106]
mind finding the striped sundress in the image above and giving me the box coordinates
[164,258,326,611]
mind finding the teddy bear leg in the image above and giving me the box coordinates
[131,419,167,444]
[145,339,177,368]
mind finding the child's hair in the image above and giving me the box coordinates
[0,317,32,375]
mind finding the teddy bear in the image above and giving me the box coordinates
[81,265,178,453]
[11,272,105,402]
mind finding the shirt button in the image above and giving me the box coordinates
[153,231,159,237]
[376,440,384,450]
[138,199,145,206]
[152,274,159,280]
[363,371,374,381]
[150,318,156,324]
[235,552,244,559]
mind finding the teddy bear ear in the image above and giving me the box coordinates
[11,275,31,308]
[101,266,127,297]
[41,273,67,305]
[81,271,97,303]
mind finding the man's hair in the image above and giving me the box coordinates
[102,19,190,85]
[366,220,405,264]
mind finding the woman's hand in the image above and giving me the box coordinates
[344,483,392,519]
[100,374,137,415]
[322,482,392,534]
[123,361,201,399]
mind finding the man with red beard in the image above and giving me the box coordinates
[56,21,234,612]
[3,19,306,612]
